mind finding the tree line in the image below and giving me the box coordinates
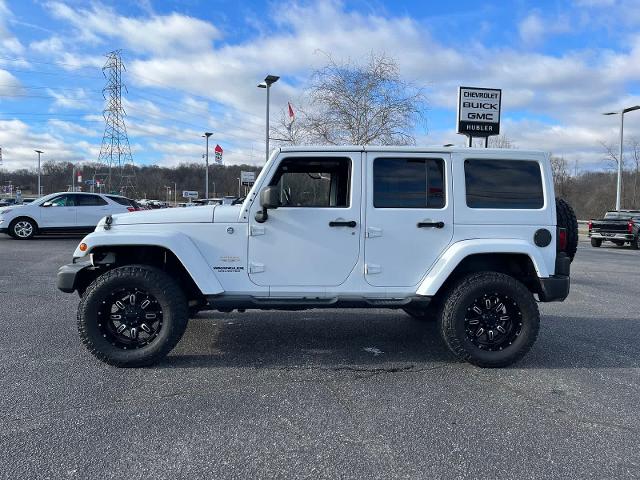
[0,162,262,201]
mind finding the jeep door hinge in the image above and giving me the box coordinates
[249,262,265,274]
[365,263,382,275]
[250,225,265,236]
[366,227,382,238]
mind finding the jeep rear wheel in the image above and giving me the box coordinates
[438,272,539,368]
[77,265,189,367]
[590,238,602,247]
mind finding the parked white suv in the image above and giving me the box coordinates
[57,147,577,368]
[0,192,139,239]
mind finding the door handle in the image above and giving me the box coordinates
[417,221,445,228]
[329,220,357,227]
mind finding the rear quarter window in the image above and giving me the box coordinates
[107,195,134,206]
[464,159,544,209]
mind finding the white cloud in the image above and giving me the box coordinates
[518,11,572,45]
[46,1,220,55]
[47,119,97,137]
[46,88,89,110]
[0,119,93,171]
[0,0,632,174]
[0,68,21,95]
[0,0,24,54]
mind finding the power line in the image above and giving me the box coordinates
[0,66,102,79]
[97,50,134,193]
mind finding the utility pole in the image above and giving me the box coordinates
[604,105,640,211]
[257,75,280,162]
[203,132,212,199]
[34,150,43,197]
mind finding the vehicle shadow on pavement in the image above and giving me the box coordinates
[161,312,640,370]
[163,310,456,370]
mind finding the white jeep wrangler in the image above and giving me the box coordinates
[57,147,577,368]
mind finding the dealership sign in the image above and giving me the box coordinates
[240,171,256,186]
[182,190,199,199]
[457,86,501,137]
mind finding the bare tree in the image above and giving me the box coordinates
[627,137,640,207]
[600,141,620,171]
[487,135,516,149]
[551,156,570,197]
[272,53,426,146]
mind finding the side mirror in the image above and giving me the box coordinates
[255,186,280,223]
[260,186,280,209]
[41,202,52,207]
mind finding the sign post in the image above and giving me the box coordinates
[182,190,199,202]
[240,171,256,187]
[457,86,501,147]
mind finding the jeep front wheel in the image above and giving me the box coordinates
[438,272,539,368]
[590,238,602,247]
[77,265,189,367]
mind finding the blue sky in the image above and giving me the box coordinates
[1,0,639,171]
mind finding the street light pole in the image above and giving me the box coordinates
[34,150,43,197]
[604,105,640,211]
[258,75,280,162]
[203,132,213,199]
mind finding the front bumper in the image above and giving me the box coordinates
[590,232,633,241]
[56,262,92,293]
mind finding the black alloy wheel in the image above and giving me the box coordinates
[439,272,539,368]
[98,287,163,349]
[78,265,189,367]
[463,293,521,352]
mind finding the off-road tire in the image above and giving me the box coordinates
[438,272,540,368]
[9,217,37,239]
[556,198,578,262]
[77,265,189,367]
[590,238,602,248]
[612,240,625,247]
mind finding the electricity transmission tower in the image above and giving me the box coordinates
[98,50,135,194]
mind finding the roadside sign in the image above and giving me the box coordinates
[241,171,256,186]
[182,190,199,199]
[214,144,223,165]
[457,86,501,137]
[85,180,95,186]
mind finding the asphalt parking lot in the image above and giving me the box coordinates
[1,235,639,479]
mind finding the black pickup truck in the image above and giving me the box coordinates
[588,210,640,249]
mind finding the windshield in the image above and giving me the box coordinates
[30,193,61,206]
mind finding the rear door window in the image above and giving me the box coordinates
[464,159,544,209]
[373,158,445,208]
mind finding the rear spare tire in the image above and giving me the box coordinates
[556,198,578,262]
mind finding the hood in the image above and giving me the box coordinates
[111,205,215,225]
[212,204,243,222]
